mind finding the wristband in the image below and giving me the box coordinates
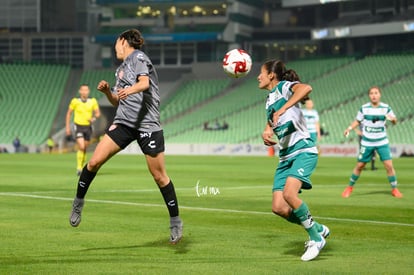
[347,126,352,130]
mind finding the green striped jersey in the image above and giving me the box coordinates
[302,109,319,134]
[265,81,317,161]
[356,102,395,147]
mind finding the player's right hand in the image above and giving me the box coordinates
[97,80,110,93]
[262,130,277,146]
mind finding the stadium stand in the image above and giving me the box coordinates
[0,63,70,145]
[160,78,231,122]
[161,54,414,144]
[1,54,413,148]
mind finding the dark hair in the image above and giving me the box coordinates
[263,59,309,102]
[118,29,145,49]
[262,60,300,82]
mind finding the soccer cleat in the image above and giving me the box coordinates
[319,224,330,239]
[301,237,326,261]
[342,186,353,198]
[391,188,403,198]
[169,219,183,244]
[69,197,84,227]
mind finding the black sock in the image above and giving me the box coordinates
[159,180,179,217]
[76,165,97,199]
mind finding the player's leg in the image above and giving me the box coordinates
[377,145,402,198]
[70,124,133,227]
[342,145,372,198]
[80,126,93,173]
[139,130,183,244]
[69,134,122,227]
[272,161,301,224]
[272,190,300,224]
[76,135,86,175]
[371,150,377,170]
[283,177,326,261]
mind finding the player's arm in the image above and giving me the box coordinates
[65,108,73,135]
[344,120,360,137]
[272,83,312,125]
[316,121,321,141]
[262,123,277,146]
[91,102,101,123]
[97,80,119,107]
[117,75,150,100]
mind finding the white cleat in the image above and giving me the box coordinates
[319,224,330,238]
[301,237,326,261]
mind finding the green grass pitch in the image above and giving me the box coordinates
[0,153,413,274]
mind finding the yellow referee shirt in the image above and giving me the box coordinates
[69,98,99,126]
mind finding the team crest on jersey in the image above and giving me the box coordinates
[266,92,282,109]
[118,69,124,80]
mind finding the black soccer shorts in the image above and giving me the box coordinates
[105,123,165,155]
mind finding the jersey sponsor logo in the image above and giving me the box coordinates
[364,126,385,133]
[275,121,296,139]
[140,132,152,138]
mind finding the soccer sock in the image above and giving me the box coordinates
[76,165,97,199]
[159,180,179,219]
[348,173,359,187]
[76,150,86,170]
[293,202,321,242]
[286,211,302,225]
[388,175,397,189]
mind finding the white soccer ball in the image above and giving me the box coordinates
[222,49,252,78]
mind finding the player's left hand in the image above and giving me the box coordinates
[117,88,130,100]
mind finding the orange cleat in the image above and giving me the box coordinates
[391,188,403,198]
[342,186,353,198]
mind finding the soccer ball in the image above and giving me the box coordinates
[222,49,252,78]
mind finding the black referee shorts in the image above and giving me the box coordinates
[105,123,165,155]
[74,124,92,141]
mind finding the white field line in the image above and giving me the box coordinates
[0,191,413,227]
[11,183,397,194]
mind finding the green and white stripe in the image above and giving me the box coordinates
[265,81,317,161]
[356,102,395,147]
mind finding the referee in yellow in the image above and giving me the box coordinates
[66,84,100,175]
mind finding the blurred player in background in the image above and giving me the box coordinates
[302,99,321,143]
[258,60,329,261]
[342,86,402,198]
[69,29,183,244]
[66,84,100,176]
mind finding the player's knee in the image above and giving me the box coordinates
[356,163,366,172]
[87,158,102,172]
[282,190,297,205]
[272,206,289,218]
[151,172,169,186]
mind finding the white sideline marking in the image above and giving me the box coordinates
[0,192,413,227]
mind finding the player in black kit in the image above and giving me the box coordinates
[69,29,183,244]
